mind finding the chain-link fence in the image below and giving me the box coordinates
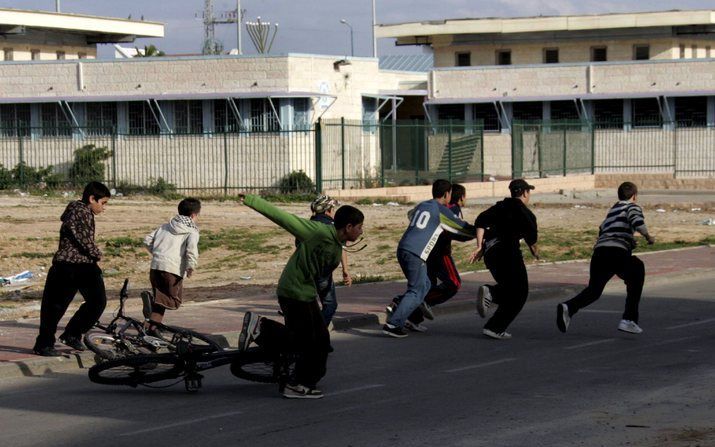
[512,120,715,178]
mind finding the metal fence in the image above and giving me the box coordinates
[0,126,316,194]
[319,119,484,190]
[512,120,715,178]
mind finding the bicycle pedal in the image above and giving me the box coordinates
[184,375,203,392]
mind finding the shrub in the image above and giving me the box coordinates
[0,164,12,189]
[69,144,112,186]
[116,177,178,198]
[278,170,315,194]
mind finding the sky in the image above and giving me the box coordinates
[1,0,713,58]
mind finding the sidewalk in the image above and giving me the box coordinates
[1,246,712,379]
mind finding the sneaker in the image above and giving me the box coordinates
[282,383,324,399]
[382,323,408,338]
[59,335,85,351]
[405,320,428,333]
[476,285,493,318]
[239,312,261,351]
[385,297,400,317]
[482,328,512,340]
[556,303,570,333]
[33,346,62,357]
[420,302,435,321]
[618,319,643,334]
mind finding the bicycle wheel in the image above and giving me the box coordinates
[88,353,185,387]
[155,324,222,352]
[84,332,152,361]
[230,348,288,384]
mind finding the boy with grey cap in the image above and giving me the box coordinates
[470,179,539,339]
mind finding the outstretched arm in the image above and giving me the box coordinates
[240,194,321,241]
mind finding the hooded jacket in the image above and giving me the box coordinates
[53,200,103,264]
[144,215,200,277]
[475,198,538,253]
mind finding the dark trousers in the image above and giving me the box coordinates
[256,296,329,389]
[409,253,461,324]
[564,247,645,323]
[34,263,107,349]
[483,247,529,333]
[316,276,338,325]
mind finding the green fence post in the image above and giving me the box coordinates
[111,126,117,188]
[672,122,678,179]
[447,120,453,182]
[17,124,25,189]
[413,120,419,185]
[379,122,385,188]
[223,128,229,196]
[340,117,346,190]
[314,118,323,192]
[562,127,567,177]
[480,123,485,182]
[590,121,595,175]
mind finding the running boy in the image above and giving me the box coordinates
[383,179,475,338]
[471,179,539,340]
[143,198,201,327]
[237,194,364,399]
[33,181,111,356]
[557,182,654,334]
[389,184,473,330]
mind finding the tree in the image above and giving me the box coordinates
[134,45,165,57]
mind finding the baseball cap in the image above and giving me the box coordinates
[508,179,535,194]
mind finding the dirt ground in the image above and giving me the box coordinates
[1,190,713,308]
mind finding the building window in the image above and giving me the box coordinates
[128,102,160,135]
[543,48,559,64]
[41,103,72,136]
[633,45,650,61]
[214,99,241,132]
[496,50,511,65]
[632,98,661,127]
[31,49,41,60]
[293,98,311,130]
[86,103,117,134]
[3,48,13,61]
[56,51,66,60]
[707,46,712,58]
[361,97,378,131]
[675,96,707,127]
[590,46,607,62]
[455,52,471,67]
[550,101,580,121]
[512,102,543,122]
[593,99,623,128]
[679,44,686,59]
[78,52,87,59]
[472,103,500,132]
[438,105,465,121]
[174,100,203,134]
[0,104,31,136]
[249,99,279,132]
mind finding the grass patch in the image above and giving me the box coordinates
[12,252,53,259]
[354,197,412,206]
[198,228,283,253]
[103,236,145,257]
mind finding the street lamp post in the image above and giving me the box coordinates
[339,19,354,57]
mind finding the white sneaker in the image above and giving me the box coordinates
[405,320,428,332]
[477,285,493,318]
[557,303,570,333]
[420,302,435,320]
[282,383,324,399]
[618,319,643,334]
[239,312,261,351]
[482,328,512,340]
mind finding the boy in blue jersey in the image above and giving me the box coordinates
[556,182,655,335]
[383,180,475,338]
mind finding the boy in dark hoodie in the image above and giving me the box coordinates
[471,179,539,340]
[33,181,111,356]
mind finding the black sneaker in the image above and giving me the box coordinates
[382,323,408,338]
[282,383,324,399]
[556,303,570,333]
[33,346,62,357]
[59,335,86,351]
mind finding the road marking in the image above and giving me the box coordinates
[581,310,622,314]
[564,338,615,350]
[666,318,715,330]
[120,410,243,436]
[444,358,516,373]
[328,384,385,396]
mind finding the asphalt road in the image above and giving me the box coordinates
[0,276,713,447]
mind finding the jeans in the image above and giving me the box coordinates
[564,247,645,323]
[388,249,431,328]
[316,276,337,325]
[34,263,107,349]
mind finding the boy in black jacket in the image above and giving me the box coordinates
[470,179,539,340]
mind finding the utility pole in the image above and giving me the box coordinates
[372,0,377,58]
[201,0,242,55]
[56,0,61,12]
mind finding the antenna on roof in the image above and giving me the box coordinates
[55,0,61,12]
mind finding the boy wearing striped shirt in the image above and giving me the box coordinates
[557,182,655,334]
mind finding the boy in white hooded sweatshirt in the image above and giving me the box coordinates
[143,198,201,326]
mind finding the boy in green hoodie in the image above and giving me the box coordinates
[237,194,364,399]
